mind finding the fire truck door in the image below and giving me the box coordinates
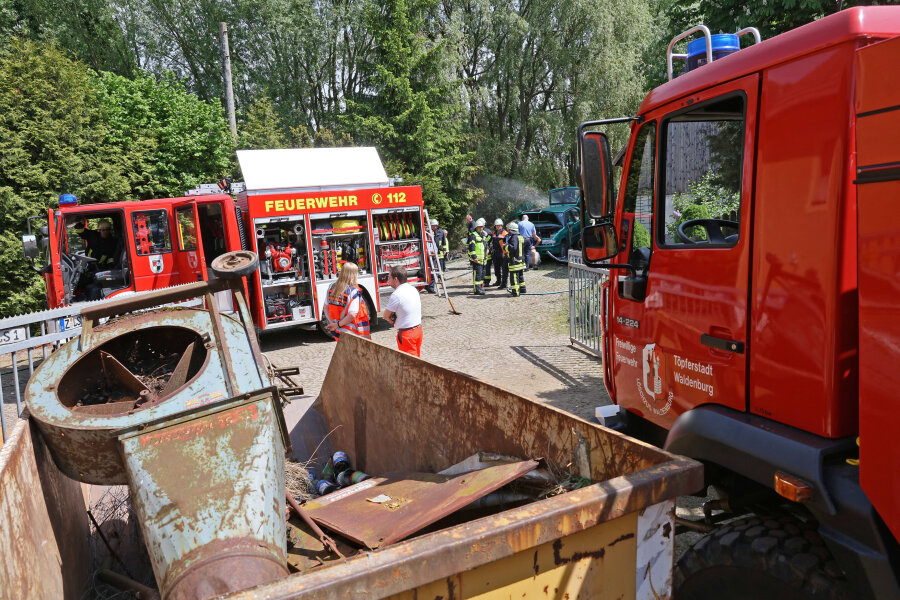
[611,75,758,430]
[46,208,66,307]
[856,35,900,543]
[173,202,207,284]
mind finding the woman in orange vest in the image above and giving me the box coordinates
[324,262,371,339]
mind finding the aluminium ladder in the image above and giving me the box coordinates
[422,209,448,297]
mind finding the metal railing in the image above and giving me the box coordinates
[0,284,214,441]
[568,249,608,357]
[0,303,87,440]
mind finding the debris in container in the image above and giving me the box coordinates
[286,491,345,559]
[303,459,539,549]
[337,469,370,487]
[438,450,595,500]
[285,458,315,501]
[539,475,593,498]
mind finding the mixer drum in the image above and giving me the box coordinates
[26,308,268,484]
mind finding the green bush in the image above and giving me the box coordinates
[666,171,740,242]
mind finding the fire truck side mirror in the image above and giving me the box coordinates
[581,223,619,266]
[22,234,39,259]
[579,130,614,221]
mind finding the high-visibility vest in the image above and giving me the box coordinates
[467,231,486,264]
[435,229,449,258]
[491,229,508,253]
[326,284,371,339]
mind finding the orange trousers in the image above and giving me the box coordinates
[396,325,423,357]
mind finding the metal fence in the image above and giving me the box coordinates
[0,302,86,440]
[0,284,215,441]
[568,249,608,357]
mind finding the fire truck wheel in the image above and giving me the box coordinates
[674,514,850,600]
[211,251,259,279]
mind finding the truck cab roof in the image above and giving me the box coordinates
[641,7,900,115]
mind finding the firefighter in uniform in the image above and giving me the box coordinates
[433,219,449,272]
[467,218,487,295]
[505,222,526,296]
[490,219,508,289]
[75,218,119,268]
[482,224,493,284]
[74,218,120,300]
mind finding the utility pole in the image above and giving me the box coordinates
[219,22,238,139]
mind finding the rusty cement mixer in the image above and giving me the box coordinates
[25,252,295,599]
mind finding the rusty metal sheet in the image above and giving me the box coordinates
[303,459,538,549]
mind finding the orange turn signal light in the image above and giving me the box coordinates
[774,471,813,503]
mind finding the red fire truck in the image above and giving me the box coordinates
[577,7,900,599]
[22,147,430,334]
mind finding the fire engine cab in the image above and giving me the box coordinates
[22,147,430,335]
[576,7,900,599]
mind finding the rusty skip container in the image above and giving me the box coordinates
[228,333,704,600]
[0,320,702,599]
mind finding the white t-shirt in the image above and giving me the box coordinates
[385,282,421,329]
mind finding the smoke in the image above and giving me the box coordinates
[469,175,547,225]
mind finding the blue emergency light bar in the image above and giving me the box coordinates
[58,193,78,206]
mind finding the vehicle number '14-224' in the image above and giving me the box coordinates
[387,192,406,204]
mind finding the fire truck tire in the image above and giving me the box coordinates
[363,292,377,329]
[211,251,259,279]
[674,514,850,600]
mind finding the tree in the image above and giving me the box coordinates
[0,39,139,316]
[97,70,233,197]
[344,0,478,227]
[237,95,287,150]
[11,0,136,75]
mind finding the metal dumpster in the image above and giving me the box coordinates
[0,322,701,599]
[228,333,703,599]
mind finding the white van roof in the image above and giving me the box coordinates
[236,147,390,194]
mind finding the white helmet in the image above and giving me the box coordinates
[508,222,519,233]
[430,219,438,226]
[475,218,486,227]
[494,218,503,226]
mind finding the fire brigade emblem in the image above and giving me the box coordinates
[149,254,164,274]
[371,192,383,205]
[637,343,673,415]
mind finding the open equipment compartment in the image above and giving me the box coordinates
[254,215,314,327]
[372,205,427,288]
